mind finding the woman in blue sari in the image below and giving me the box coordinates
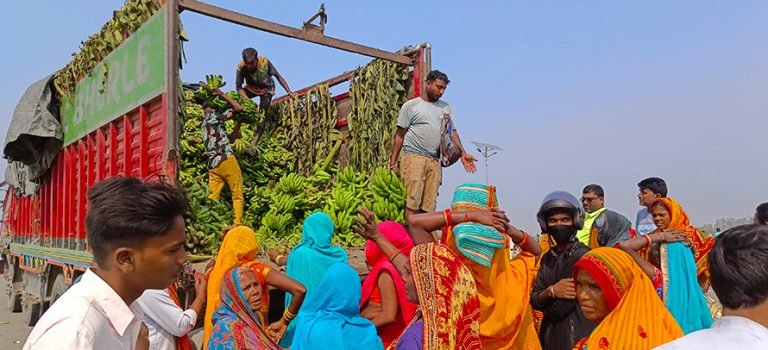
[620,231,713,334]
[291,263,383,350]
[279,212,348,346]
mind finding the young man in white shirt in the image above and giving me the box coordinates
[656,224,768,349]
[136,270,207,350]
[24,177,190,350]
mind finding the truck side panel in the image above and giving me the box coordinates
[8,95,170,251]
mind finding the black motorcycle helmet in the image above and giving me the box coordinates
[536,191,586,232]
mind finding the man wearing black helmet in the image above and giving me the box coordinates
[530,191,595,350]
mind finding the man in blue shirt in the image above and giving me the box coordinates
[635,177,667,235]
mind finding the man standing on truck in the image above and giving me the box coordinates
[199,87,246,226]
[23,177,190,349]
[236,47,294,144]
[389,70,477,220]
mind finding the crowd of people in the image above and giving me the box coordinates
[21,66,768,350]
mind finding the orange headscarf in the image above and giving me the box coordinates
[653,198,715,288]
[573,248,683,350]
[203,226,271,347]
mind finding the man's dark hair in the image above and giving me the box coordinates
[708,224,768,309]
[757,202,768,225]
[637,177,667,197]
[86,177,188,265]
[582,184,604,198]
[426,70,450,84]
[242,47,258,63]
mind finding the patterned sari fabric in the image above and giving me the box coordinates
[291,263,383,350]
[360,222,418,347]
[572,248,683,350]
[442,183,541,349]
[660,242,713,334]
[654,198,715,289]
[204,226,272,346]
[390,243,482,350]
[207,268,282,350]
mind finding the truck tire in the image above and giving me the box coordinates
[22,297,41,326]
[49,274,67,307]
[6,285,21,313]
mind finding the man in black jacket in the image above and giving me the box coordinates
[531,191,596,350]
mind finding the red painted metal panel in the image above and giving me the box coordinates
[140,106,149,178]
[5,95,170,249]
[77,141,87,238]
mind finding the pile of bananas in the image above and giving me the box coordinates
[347,60,409,174]
[53,0,162,96]
[276,84,338,176]
[179,60,412,253]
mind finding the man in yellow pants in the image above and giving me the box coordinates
[199,87,245,225]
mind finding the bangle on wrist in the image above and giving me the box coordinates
[550,285,555,298]
[463,211,469,223]
[643,235,652,247]
[443,209,453,227]
[274,254,284,265]
[283,308,296,322]
[513,231,529,246]
[387,249,402,263]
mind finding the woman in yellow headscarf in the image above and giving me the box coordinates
[203,226,306,348]
[572,247,683,350]
[410,183,543,349]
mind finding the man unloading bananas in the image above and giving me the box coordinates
[235,47,294,145]
[197,87,245,226]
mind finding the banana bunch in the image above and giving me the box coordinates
[53,0,162,96]
[275,85,337,176]
[194,75,228,111]
[370,167,407,222]
[347,60,409,174]
[226,91,264,125]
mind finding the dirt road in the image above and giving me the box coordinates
[0,290,31,350]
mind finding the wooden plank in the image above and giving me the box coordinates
[178,0,413,65]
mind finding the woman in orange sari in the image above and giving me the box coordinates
[572,247,683,349]
[203,226,306,347]
[650,198,715,290]
[409,183,542,350]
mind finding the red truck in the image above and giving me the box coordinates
[2,0,430,326]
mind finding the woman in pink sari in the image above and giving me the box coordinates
[360,222,418,347]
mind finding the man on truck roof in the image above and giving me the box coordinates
[24,177,190,350]
[198,87,246,226]
[236,47,294,144]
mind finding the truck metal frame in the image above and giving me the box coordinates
[2,0,430,326]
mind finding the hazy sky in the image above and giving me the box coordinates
[2,1,766,232]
